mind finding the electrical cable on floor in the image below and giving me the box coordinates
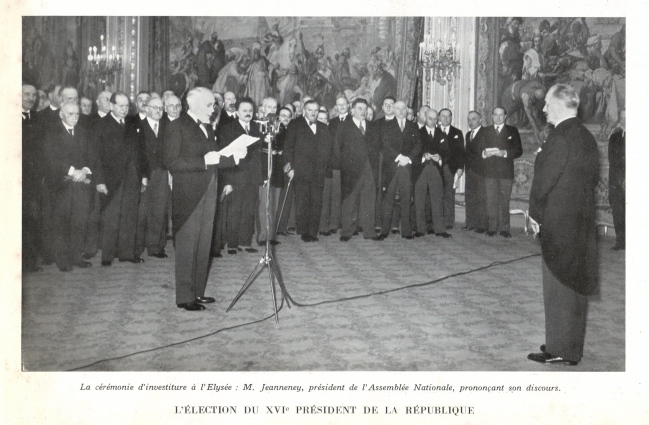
[67,252,541,371]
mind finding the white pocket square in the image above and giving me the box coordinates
[440,139,445,143]
[508,136,512,139]
[454,135,458,138]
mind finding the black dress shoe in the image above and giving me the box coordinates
[461,226,475,231]
[212,252,222,258]
[427,229,435,235]
[500,231,512,238]
[446,225,453,230]
[486,231,496,236]
[177,302,205,311]
[269,240,280,245]
[258,240,267,246]
[227,249,237,255]
[195,296,215,304]
[353,230,359,236]
[58,266,73,272]
[101,261,112,266]
[329,229,337,234]
[244,247,258,253]
[74,261,92,268]
[82,253,94,260]
[474,228,486,234]
[340,236,351,242]
[372,233,387,241]
[301,234,312,242]
[119,258,145,263]
[435,232,452,238]
[150,252,168,258]
[413,232,425,237]
[402,235,414,240]
[527,352,578,366]
[319,231,331,236]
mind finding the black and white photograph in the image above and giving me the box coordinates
[4,2,647,424]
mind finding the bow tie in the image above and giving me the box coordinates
[308,120,316,126]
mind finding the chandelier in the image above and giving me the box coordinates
[86,35,122,90]
[418,34,461,85]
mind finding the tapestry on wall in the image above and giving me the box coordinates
[167,17,421,114]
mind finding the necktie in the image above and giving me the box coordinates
[119,119,125,127]
[470,130,475,141]
[245,124,249,134]
[399,120,404,131]
[23,111,30,120]
[340,116,344,121]
[68,128,74,136]
[359,122,365,135]
[153,122,158,136]
[496,125,501,134]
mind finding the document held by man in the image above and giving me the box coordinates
[218,134,259,158]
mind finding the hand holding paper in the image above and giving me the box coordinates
[204,151,221,165]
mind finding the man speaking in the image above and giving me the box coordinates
[527,84,599,365]
[164,87,246,311]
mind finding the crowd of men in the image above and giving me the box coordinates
[22,84,528,278]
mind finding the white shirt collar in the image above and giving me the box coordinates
[49,104,58,111]
[62,122,75,132]
[110,112,124,123]
[139,112,147,120]
[238,118,251,130]
[425,125,436,134]
[168,115,179,122]
[339,113,348,119]
[441,125,449,133]
[471,126,482,134]
[98,110,107,117]
[352,117,365,128]
[384,115,395,121]
[146,116,160,129]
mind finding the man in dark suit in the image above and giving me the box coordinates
[480,107,523,237]
[462,111,488,233]
[334,98,381,241]
[413,109,452,238]
[527,84,599,365]
[164,87,243,311]
[135,97,170,259]
[83,90,113,259]
[437,109,465,229]
[376,101,420,240]
[318,96,348,236]
[219,91,238,129]
[22,84,42,272]
[284,99,333,242]
[164,95,183,124]
[43,102,101,271]
[94,91,146,266]
[135,91,151,123]
[219,97,264,254]
[608,109,625,251]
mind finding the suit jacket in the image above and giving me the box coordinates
[164,114,236,234]
[93,114,143,205]
[529,117,599,295]
[334,118,381,200]
[140,118,166,176]
[380,119,421,189]
[412,126,451,183]
[464,126,488,175]
[284,117,333,184]
[440,125,465,173]
[219,111,237,129]
[608,128,625,188]
[44,121,100,195]
[479,124,523,179]
[328,114,349,169]
[219,120,263,186]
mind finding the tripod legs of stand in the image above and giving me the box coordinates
[226,248,290,323]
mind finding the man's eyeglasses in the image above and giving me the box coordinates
[147,105,164,112]
[166,105,181,110]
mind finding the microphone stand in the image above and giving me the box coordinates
[226,115,291,323]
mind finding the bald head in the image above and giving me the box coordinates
[394,101,407,119]
[59,101,80,127]
[417,105,431,125]
[22,84,37,111]
[165,95,182,119]
[59,87,79,105]
[146,97,164,121]
[425,109,439,129]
